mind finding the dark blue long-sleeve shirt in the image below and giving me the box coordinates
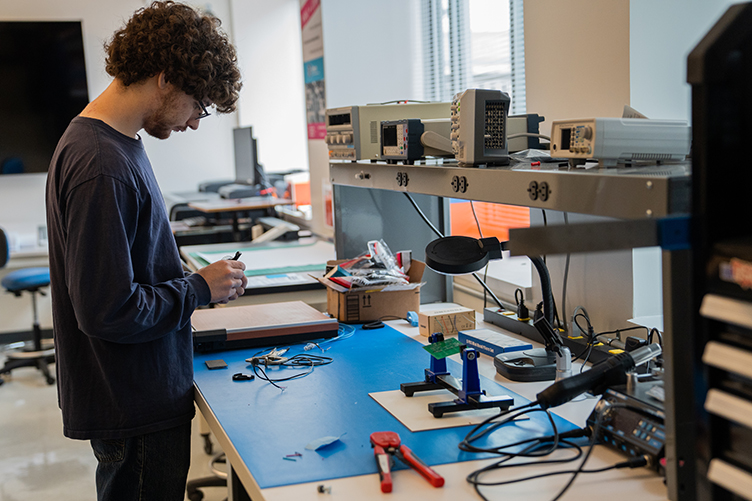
[45,117,211,440]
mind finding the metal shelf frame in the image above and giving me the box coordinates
[330,160,691,219]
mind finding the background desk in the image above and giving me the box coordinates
[181,238,334,311]
[193,309,668,500]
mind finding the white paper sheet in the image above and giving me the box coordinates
[196,240,335,273]
[369,389,517,432]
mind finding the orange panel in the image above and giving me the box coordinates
[449,201,529,242]
[292,181,311,207]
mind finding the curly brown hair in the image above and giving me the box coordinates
[105,1,242,113]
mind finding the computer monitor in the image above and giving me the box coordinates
[0,21,89,174]
[233,126,266,187]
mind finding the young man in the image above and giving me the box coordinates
[45,2,246,499]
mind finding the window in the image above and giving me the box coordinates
[422,0,531,305]
[422,0,529,241]
[422,0,525,111]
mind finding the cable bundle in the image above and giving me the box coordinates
[249,351,332,391]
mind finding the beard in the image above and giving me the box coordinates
[143,89,182,140]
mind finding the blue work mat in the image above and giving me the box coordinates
[193,323,579,489]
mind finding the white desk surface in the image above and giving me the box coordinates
[195,303,669,501]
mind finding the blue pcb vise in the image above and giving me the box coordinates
[400,333,514,418]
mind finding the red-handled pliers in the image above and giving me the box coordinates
[369,431,445,493]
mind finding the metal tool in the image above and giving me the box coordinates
[369,431,444,493]
[245,347,290,366]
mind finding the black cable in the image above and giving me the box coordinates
[470,456,646,488]
[403,192,505,310]
[469,200,491,309]
[649,327,663,347]
[529,256,554,325]
[249,351,333,390]
[483,263,490,309]
[470,201,484,239]
[541,210,548,272]
[571,312,595,366]
[571,318,650,370]
[462,403,601,501]
[596,325,649,339]
[281,354,333,367]
[561,212,570,334]
[550,402,611,501]
[460,400,540,452]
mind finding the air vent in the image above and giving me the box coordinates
[484,100,506,149]
[631,153,674,160]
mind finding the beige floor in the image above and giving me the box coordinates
[0,346,227,501]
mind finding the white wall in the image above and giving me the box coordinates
[630,0,737,121]
[525,0,630,137]
[229,0,309,174]
[524,1,634,332]
[628,0,737,321]
[321,0,423,108]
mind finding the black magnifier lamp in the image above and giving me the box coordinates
[424,235,562,382]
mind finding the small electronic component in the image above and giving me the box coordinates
[451,89,511,166]
[205,359,227,370]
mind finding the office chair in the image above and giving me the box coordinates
[186,452,227,501]
[0,227,54,385]
[186,412,228,501]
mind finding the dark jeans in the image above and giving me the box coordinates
[90,421,192,501]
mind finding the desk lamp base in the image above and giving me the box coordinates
[494,348,557,382]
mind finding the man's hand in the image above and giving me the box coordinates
[195,259,248,304]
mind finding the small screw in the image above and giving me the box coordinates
[646,209,653,217]
[646,180,653,189]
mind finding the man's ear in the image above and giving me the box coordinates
[157,71,169,90]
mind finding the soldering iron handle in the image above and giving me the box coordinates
[536,352,634,409]
[398,445,445,487]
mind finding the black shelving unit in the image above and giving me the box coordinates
[688,3,752,499]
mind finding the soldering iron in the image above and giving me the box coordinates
[536,343,662,409]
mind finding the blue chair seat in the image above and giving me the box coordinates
[2,267,50,293]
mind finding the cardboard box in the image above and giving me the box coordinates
[418,306,475,337]
[317,260,425,323]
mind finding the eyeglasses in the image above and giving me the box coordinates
[196,100,211,120]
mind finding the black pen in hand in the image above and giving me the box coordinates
[231,251,242,261]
